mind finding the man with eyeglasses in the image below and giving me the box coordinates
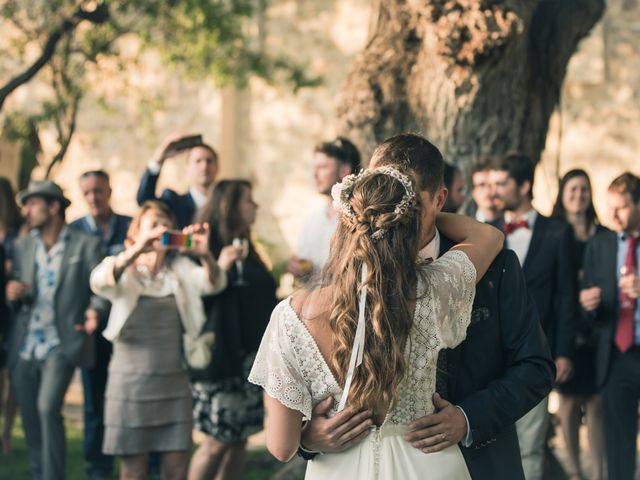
[468,159,502,223]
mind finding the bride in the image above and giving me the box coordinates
[249,165,503,479]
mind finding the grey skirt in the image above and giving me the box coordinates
[103,295,192,455]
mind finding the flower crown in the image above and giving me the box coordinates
[331,166,417,240]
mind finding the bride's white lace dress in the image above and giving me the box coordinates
[249,250,476,479]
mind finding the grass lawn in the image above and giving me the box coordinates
[0,417,281,480]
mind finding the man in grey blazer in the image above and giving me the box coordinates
[6,180,105,480]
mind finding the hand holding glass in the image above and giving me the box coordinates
[620,265,638,308]
[232,237,250,286]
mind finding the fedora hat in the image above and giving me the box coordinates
[18,180,71,208]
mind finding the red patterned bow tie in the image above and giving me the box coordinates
[503,220,529,235]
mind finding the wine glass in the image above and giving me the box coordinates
[232,237,250,286]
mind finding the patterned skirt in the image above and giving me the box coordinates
[191,354,263,443]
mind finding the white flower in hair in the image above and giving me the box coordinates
[331,166,417,237]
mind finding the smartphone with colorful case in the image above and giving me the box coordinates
[161,230,192,249]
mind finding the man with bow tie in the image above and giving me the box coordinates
[489,153,578,480]
[580,172,640,480]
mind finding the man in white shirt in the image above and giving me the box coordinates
[288,138,361,280]
[136,134,218,228]
[489,153,577,480]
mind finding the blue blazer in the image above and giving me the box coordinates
[136,169,196,229]
[70,213,131,257]
[438,237,555,480]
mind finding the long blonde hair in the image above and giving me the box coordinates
[323,171,422,414]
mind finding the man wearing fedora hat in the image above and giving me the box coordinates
[6,179,106,480]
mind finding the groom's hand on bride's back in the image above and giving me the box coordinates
[404,393,468,453]
[301,397,373,453]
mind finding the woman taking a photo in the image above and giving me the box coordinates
[552,169,606,480]
[188,180,277,480]
[91,200,226,480]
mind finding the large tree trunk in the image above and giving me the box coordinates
[337,0,605,169]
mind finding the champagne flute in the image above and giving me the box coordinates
[232,237,250,286]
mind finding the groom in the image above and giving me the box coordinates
[299,134,555,480]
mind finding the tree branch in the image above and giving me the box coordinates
[0,3,109,111]
[45,92,80,179]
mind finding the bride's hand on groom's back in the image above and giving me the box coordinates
[301,397,373,453]
[404,393,467,453]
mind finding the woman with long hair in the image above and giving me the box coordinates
[552,169,605,480]
[188,180,277,480]
[0,176,23,454]
[0,177,23,261]
[90,200,226,479]
[249,166,503,478]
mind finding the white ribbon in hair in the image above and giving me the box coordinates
[337,263,368,412]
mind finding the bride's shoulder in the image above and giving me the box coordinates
[290,288,331,318]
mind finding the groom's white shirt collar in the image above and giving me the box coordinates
[418,229,441,261]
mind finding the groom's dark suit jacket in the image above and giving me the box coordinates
[438,236,555,480]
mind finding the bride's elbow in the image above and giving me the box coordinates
[268,443,298,463]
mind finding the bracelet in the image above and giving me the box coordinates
[299,443,322,455]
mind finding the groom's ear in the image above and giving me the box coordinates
[435,186,448,212]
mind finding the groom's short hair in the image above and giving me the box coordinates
[370,133,444,196]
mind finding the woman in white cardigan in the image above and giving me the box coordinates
[90,200,226,480]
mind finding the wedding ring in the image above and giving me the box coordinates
[440,433,447,441]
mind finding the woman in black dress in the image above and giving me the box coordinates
[552,169,605,480]
[189,180,277,480]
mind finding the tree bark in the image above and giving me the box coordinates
[337,0,605,169]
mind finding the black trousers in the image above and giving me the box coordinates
[602,347,640,480]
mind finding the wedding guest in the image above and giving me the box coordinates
[466,160,501,222]
[489,154,578,480]
[188,180,277,480]
[0,176,23,454]
[70,170,132,479]
[7,180,105,480]
[0,244,10,453]
[90,200,226,479]
[442,163,466,213]
[581,172,640,480]
[0,176,25,265]
[552,169,605,480]
[287,137,360,280]
[137,135,219,228]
